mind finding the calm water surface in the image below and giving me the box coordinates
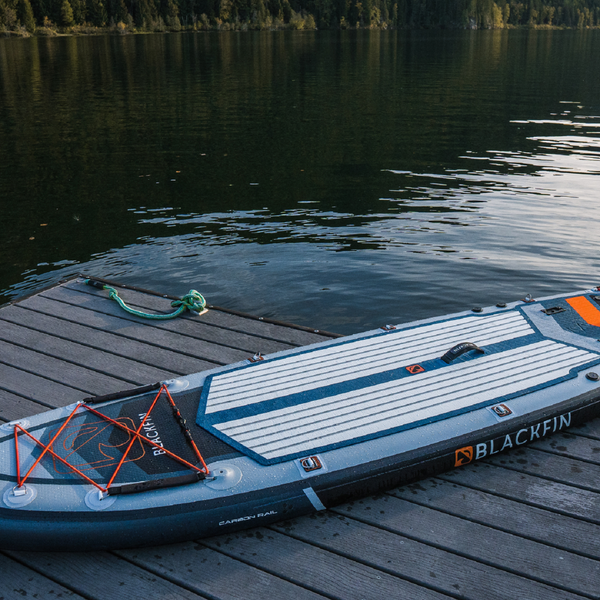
[1,30,599,334]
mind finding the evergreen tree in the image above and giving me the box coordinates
[348,0,361,25]
[134,0,156,27]
[363,0,371,24]
[61,0,74,24]
[161,0,178,20]
[116,0,130,21]
[18,0,37,29]
[70,0,84,22]
[28,0,47,25]
[6,0,600,32]
[87,0,107,24]
[1,1,19,29]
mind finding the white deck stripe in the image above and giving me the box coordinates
[217,342,575,440]
[211,312,526,391]
[206,312,534,413]
[218,341,570,435]
[255,351,590,456]
[212,341,597,459]
[211,322,527,405]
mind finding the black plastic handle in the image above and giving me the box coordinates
[83,382,161,404]
[441,342,484,364]
[107,471,205,496]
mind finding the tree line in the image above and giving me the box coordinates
[2,0,600,34]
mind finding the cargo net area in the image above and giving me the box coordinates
[13,385,209,496]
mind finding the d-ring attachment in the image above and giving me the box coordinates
[3,484,37,508]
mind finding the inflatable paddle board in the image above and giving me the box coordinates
[2,287,600,551]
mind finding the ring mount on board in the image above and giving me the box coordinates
[164,379,190,393]
[85,488,118,511]
[205,463,243,490]
[3,484,37,508]
[1,419,30,433]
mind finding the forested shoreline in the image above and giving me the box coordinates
[2,0,600,36]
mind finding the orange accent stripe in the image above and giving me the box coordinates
[566,296,600,327]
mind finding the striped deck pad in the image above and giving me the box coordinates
[203,311,535,414]
[198,311,600,464]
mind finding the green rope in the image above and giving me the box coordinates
[85,280,207,320]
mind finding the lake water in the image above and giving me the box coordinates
[1,30,599,335]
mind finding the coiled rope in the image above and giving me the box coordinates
[84,279,208,319]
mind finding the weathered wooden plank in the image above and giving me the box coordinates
[53,283,292,356]
[0,389,50,422]
[329,496,600,598]
[0,319,173,385]
[7,551,207,600]
[65,279,335,346]
[202,528,452,600]
[277,510,594,600]
[482,446,600,492]
[0,553,85,600]
[117,541,327,600]
[0,339,133,395]
[63,281,307,354]
[530,431,600,464]
[0,304,211,376]
[19,294,249,366]
[570,417,600,440]
[0,362,85,407]
[391,478,600,559]
[438,462,600,523]
[186,308,336,346]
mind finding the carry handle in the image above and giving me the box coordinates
[441,342,484,364]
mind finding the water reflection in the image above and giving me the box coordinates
[2,32,600,333]
[130,203,475,253]
[132,108,600,254]
[6,101,600,334]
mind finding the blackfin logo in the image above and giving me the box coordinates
[454,411,573,468]
[454,446,473,467]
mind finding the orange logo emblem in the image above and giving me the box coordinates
[406,364,425,375]
[454,446,474,467]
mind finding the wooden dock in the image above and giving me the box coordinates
[1,277,599,600]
